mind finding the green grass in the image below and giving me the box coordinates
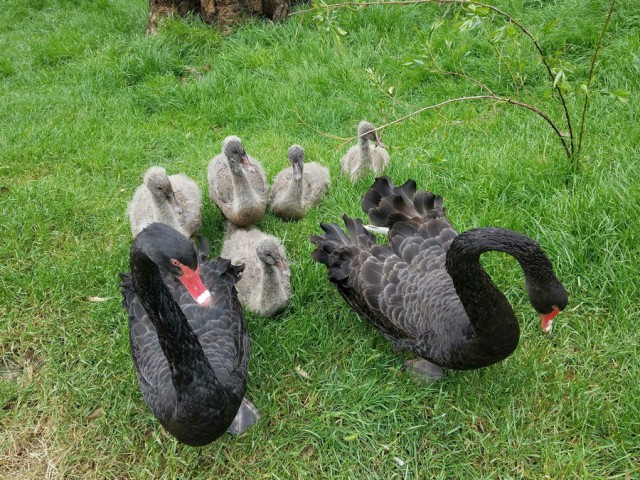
[1,0,639,477]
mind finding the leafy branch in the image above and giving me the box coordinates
[295,0,618,170]
[575,0,616,171]
[347,95,571,157]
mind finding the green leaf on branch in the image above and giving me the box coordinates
[553,69,565,89]
[543,18,559,35]
[608,90,630,103]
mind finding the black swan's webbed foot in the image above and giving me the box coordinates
[403,358,444,384]
[227,398,260,436]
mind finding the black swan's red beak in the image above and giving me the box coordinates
[540,306,560,333]
[178,265,212,307]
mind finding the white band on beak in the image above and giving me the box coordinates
[196,290,212,306]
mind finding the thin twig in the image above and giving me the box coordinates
[575,0,616,171]
[293,110,351,141]
[334,95,571,157]
[292,0,575,156]
[471,0,575,154]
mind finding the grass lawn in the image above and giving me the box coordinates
[1,0,638,477]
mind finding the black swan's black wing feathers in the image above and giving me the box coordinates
[363,177,458,265]
[311,178,466,361]
[197,257,248,381]
[311,215,416,342]
[168,256,248,387]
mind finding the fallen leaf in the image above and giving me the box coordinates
[0,363,22,380]
[184,65,203,78]
[294,365,311,380]
[87,407,104,422]
[88,296,109,302]
[300,445,315,458]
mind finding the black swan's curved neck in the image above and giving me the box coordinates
[445,227,544,346]
[130,248,218,394]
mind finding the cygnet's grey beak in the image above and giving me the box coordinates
[168,192,183,215]
[292,162,303,181]
[277,261,291,277]
[240,154,256,173]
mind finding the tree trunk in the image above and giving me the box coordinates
[146,0,299,34]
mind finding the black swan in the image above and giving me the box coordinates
[120,223,259,446]
[310,177,568,380]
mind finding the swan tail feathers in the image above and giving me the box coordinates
[310,216,376,285]
[227,397,260,436]
[207,256,245,285]
[362,177,444,229]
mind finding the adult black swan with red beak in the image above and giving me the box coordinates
[310,177,568,381]
[120,223,259,446]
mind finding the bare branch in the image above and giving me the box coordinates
[293,109,351,141]
[575,0,616,170]
[336,95,571,157]
[470,1,575,154]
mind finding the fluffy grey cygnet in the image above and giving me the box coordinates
[340,121,390,181]
[220,224,291,318]
[128,166,202,238]
[270,144,330,220]
[208,136,268,227]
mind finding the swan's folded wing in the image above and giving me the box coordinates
[185,257,249,385]
[326,217,417,341]
[351,252,417,341]
[128,186,155,237]
[171,174,202,235]
[269,168,292,203]
[303,163,330,205]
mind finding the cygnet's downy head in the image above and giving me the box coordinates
[223,135,255,172]
[256,239,291,277]
[357,121,383,147]
[288,144,305,181]
[143,167,183,215]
